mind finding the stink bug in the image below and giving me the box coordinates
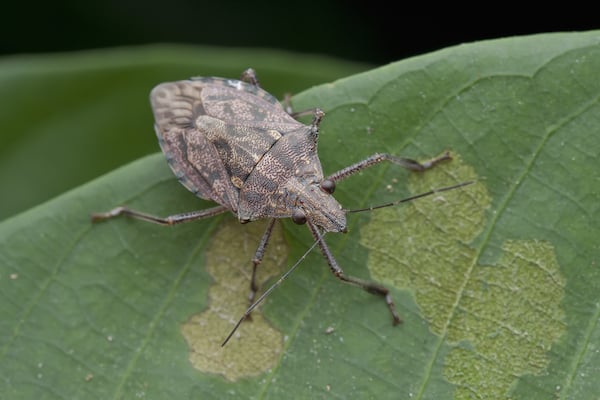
[92,69,471,345]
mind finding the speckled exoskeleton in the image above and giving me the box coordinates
[92,69,468,345]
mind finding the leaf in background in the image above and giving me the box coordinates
[0,45,370,220]
[1,32,600,399]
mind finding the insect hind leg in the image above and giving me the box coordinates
[240,68,260,87]
[240,68,320,119]
[91,205,229,225]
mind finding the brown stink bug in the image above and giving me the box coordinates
[91,69,472,345]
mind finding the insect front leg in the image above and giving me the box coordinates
[306,222,402,325]
[326,151,452,183]
[248,218,278,306]
[91,205,229,225]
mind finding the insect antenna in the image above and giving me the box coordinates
[346,180,474,213]
[222,230,326,347]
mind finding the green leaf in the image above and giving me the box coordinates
[2,32,600,399]
[0,45,370,220]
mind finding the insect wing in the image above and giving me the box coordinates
[192,77,302,132]
[151,81,239,209]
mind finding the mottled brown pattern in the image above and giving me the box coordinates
[89,71,464,345]
[150,76,345,232]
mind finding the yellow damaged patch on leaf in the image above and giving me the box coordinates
[180,219,287,381]
[360,154,566,398]
[445,240,565,399]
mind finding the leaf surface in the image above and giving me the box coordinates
[1,32,599,399]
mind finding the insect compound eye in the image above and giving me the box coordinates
[291,209,307,225]
[320,179,336,194]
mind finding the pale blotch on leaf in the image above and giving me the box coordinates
[180,218,287,381]
[360,154,566,398]
[445,240,565,398]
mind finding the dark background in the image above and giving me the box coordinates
[2,1,597,64]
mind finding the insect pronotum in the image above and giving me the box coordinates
[91,69,472,346]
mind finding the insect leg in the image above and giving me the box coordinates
[240,68,260,87]
[326,151,452,183]
[283,94,318,119]
[239,66,310,116]
[307,222,402,325]
[238,70,318,118]
[91,205,229,225]
[289,107,320,119]
[249,218,277,305]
